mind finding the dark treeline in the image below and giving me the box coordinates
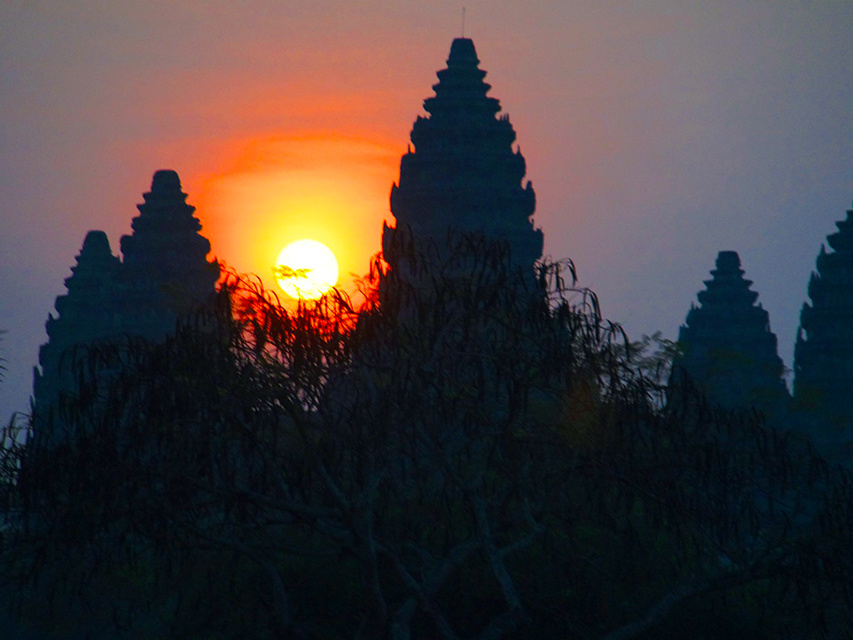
[1,238,852,639]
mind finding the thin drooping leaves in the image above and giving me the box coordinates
[1,238,852,639]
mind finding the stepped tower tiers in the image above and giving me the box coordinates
[33,171,219,444]
[119,169,220,340]
[33,231,122,411]
[673,251,789,418]
[382,38,543,276]
[794,203,853,449]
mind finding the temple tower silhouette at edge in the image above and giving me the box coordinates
[794,202,853,458]
[382,38,543,278]
[673,251,789,419]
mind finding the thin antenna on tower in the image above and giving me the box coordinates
[461,6,466,37]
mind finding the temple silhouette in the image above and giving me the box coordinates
[792,203,853,460]
[33,170,218,439]
[674,206,853,463]
[32,38,853,464]
[382,37,542,277]
[673,251,789,420]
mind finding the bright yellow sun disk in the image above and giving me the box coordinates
[274,239,339,300]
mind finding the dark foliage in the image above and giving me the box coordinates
[1,240,852,639]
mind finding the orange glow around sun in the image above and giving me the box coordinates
[193,133,400,299]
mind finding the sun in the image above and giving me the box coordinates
[273,239,339,300]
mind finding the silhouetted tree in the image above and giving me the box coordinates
[0,330,6,386]
[1,240,852,639]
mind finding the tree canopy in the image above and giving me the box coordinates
[2,240,852,639]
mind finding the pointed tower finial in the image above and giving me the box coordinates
[461,6,466,37]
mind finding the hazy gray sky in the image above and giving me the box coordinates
[2,1,852,419]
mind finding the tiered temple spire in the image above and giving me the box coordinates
[119,169,219,340]
[33,230,121,410]
[382,38,543,273]
[794,203,853,452]
[674,251,789,417]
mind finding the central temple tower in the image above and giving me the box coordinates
[382,38,543,273]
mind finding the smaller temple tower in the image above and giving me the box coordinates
[33,231,122,411]
[673,251,789,419]
[794,202,853,455]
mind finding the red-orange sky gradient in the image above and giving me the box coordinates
[2,2,853,419]
[194,133,401,295]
